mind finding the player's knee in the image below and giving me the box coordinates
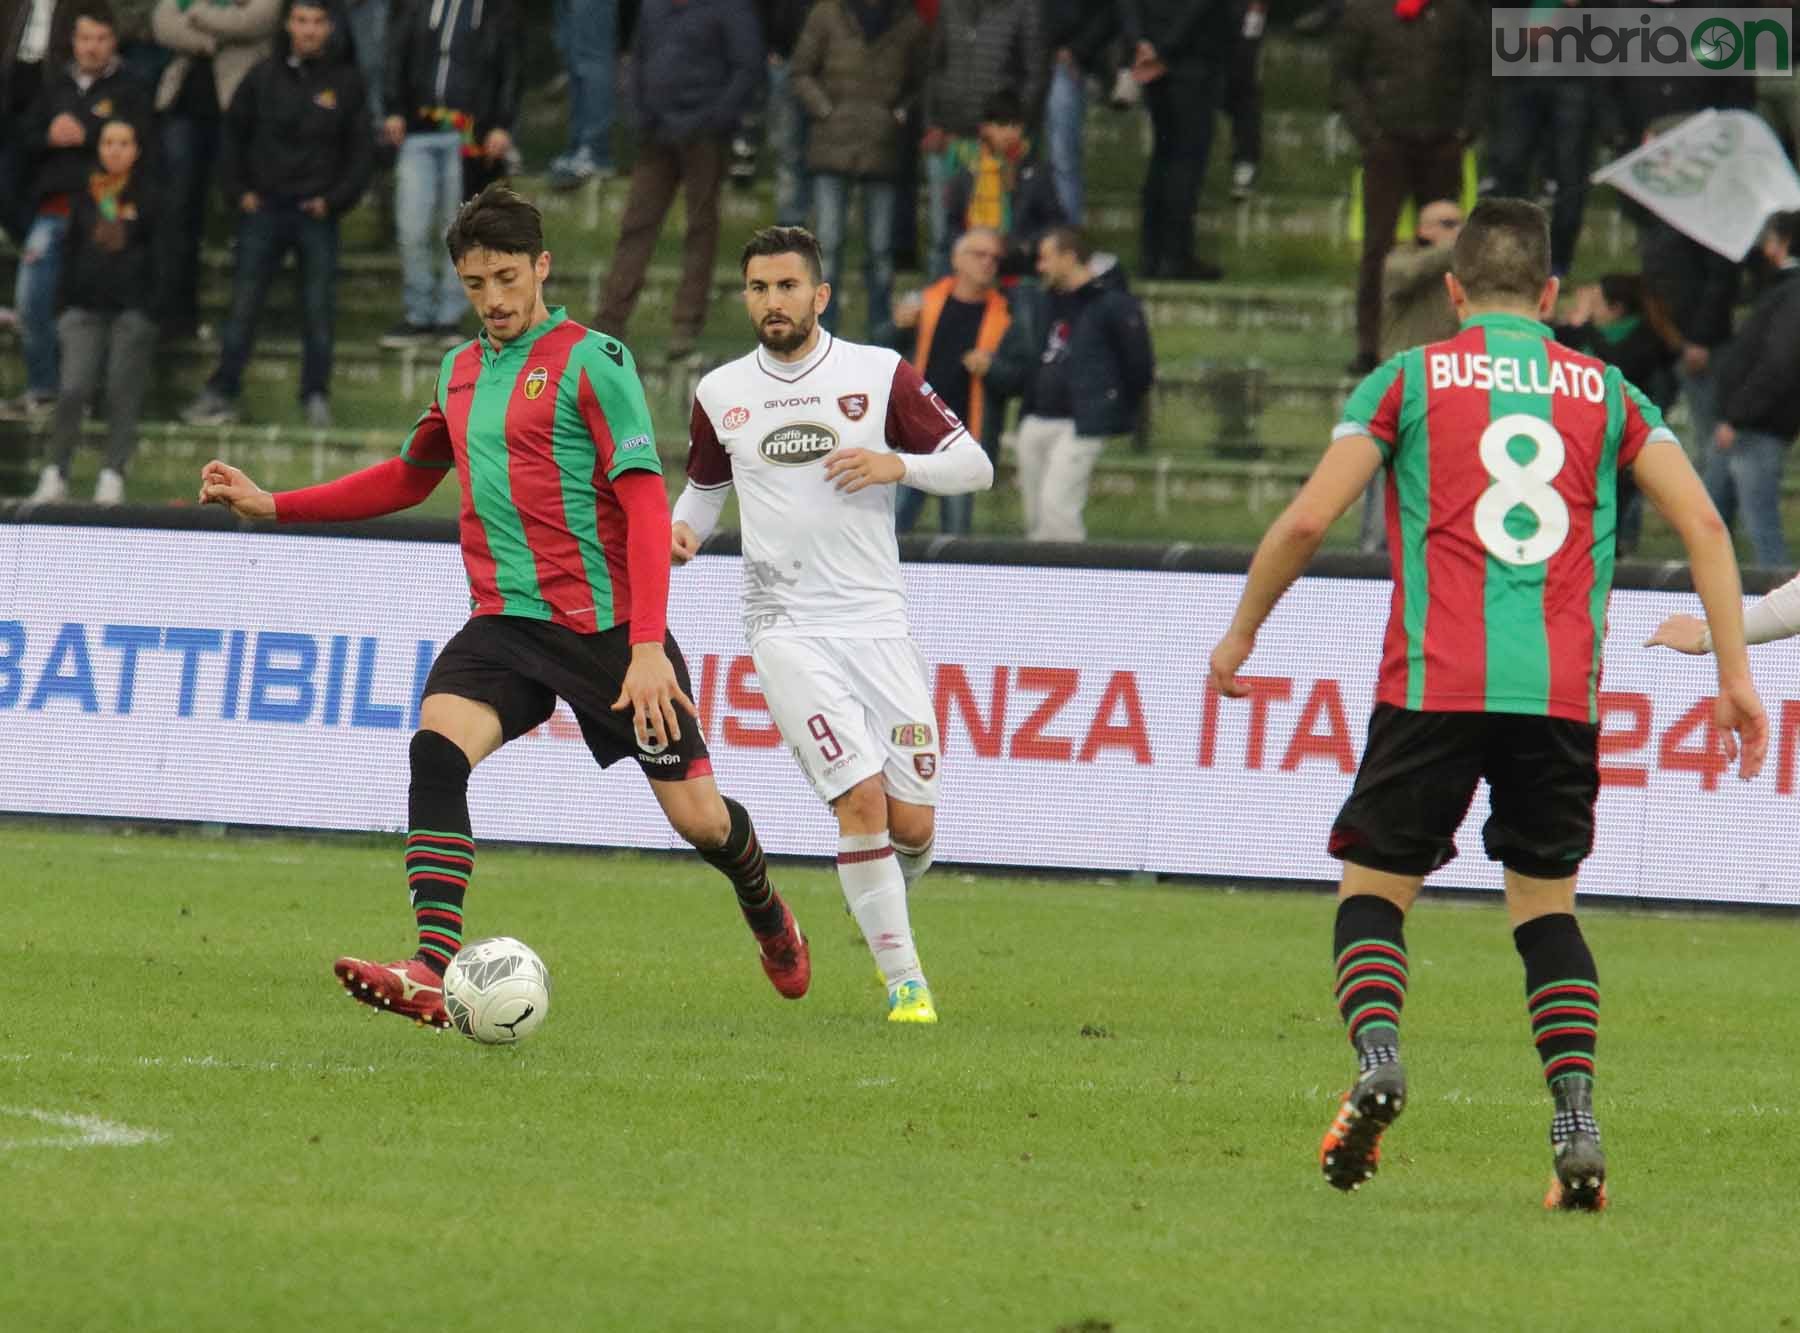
[831,777,889,834]
[889,803,934,852]
[411,728,472,788]
[667,790,732,850]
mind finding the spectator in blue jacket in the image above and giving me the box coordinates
[987,224,1154,541]
[593,0,762,362]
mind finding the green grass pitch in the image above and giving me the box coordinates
[4,822,1798,1332]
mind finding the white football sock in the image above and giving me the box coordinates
[837,831,924,990]
[892,836,935,889]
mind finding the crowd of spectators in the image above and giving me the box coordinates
[1,0,1797,561]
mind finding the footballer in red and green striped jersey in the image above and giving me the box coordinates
[399,306,664,633]
[1210,199,1765,1213]
[197,184,815,1030]
[1336,312,1676,725]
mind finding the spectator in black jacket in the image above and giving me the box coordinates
[1707,212,1800,569]
[987,224,1154,541]
[593,0,761,360]
[921,0,1041,277]
[182,0,372,429]
[5,3,152,419]
[943,89,1064,279]
[380,0,519,346]
[1041,0,1116,224]
[2,0,78,247]
[26,117,156,503]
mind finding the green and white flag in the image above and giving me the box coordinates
[1591,109,1800,261]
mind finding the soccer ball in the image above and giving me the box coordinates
[442,937,551,1044]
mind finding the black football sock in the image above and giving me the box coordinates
[701,796,783,934]
[1514,912,1600,1136]
[406,730,473,977]
[1333,894,1408,1074]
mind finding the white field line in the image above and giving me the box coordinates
[0,1105,165,1151]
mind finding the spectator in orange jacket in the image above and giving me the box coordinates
[878,225,1013,534]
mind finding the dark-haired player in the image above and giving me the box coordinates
[1209,198,1767,1210]
[199,184,810,1027]
[669,226,994,1023]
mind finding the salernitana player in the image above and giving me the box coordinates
[1208,199,1767,1210]
[198,184,811,1027]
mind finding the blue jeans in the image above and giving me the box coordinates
[159,111,223,330]
[346,0,388,125]
[14,213,68,397]
[767,56,810,226]
[553,0,616,164]
[1045,61,1086,224]
[895,486,973,535]
[1704,427,1791,569]
[1677,363,1719,466]
[210,205,340,402]
[396,131,468,327]
[813,174,897,337]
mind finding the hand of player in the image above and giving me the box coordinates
[613,641,697,749]
[1714,675,1768,781]
[1643,613,1709,655]
[384,115,407,148]
[197,459,276,519]
[962,347,993,376]
[671,520,702,566]
[823,448,905,493]
[1207,629,1256,698]
[483,129,512,162]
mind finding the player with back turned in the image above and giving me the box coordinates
[669,226,995,1023]
[1209,199,1767,1210]
[198,184,812,1028]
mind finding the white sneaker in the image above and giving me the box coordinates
[93,468,125,505]
[1231,162,1258,199]
[28,464,67,503]
[304,393,333,429]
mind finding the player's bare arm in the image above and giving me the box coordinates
[1209,434,1384,697]
[1632,439,1767,779]
[197,459,276,520]
[822,448,906,493]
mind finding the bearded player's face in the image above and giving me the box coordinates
[457,245,551,344]
[744,253,828,354]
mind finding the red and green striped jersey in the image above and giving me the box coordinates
[398,307,664,634]
[1337,312,1678,723]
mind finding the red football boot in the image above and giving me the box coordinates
[333,955,452,1029]
[752,898,811,999]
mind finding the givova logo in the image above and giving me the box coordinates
[1491,8,1791,76]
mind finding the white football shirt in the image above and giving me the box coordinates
[687,331,968,644]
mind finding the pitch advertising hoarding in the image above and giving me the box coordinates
[1,523,1790,904]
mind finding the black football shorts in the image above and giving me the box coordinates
[422,615,710,781]
[1328,703,1600,879]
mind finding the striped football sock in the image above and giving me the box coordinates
[1333,894,1408,1073]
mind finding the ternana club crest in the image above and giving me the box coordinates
[838,393,869,422]
[524,366,549,400]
